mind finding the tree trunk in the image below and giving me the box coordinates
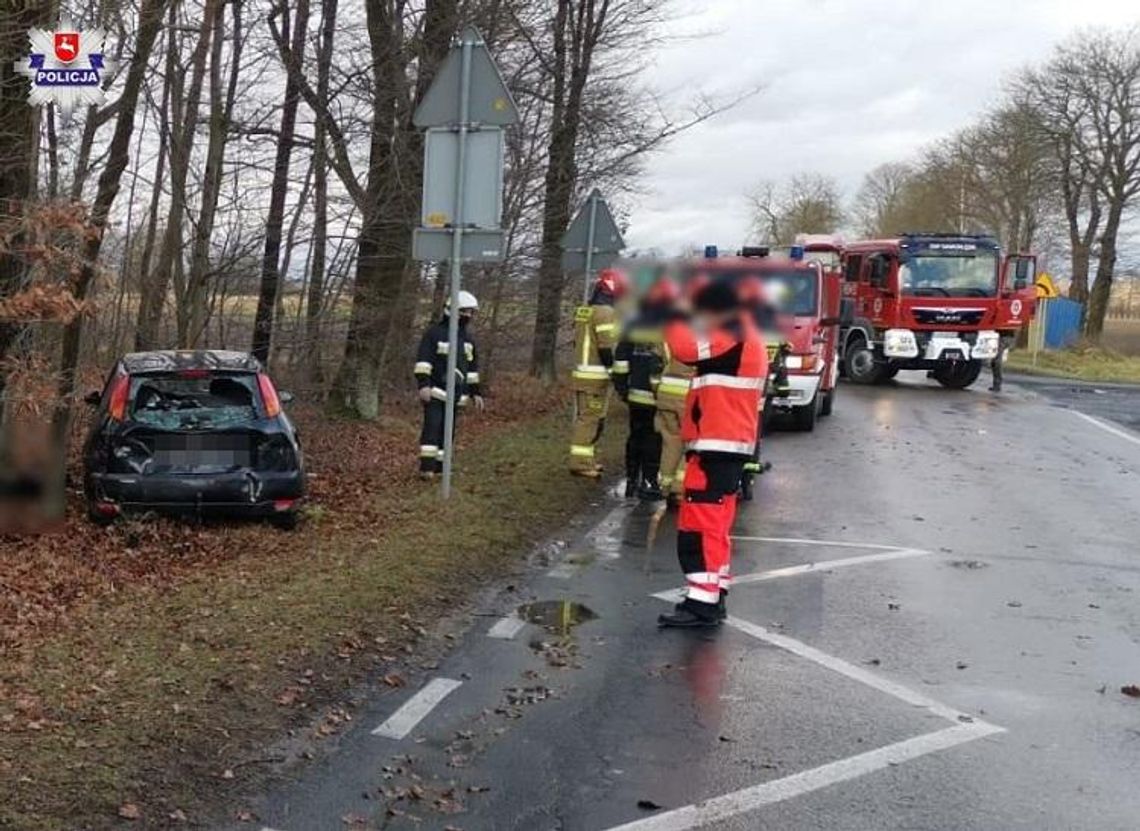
[0,0,52,451]
[305,0,338,389]
[185,0,242,346]
[1086,205,1123,340]
[136,0,214,350]
[251,0,309,365]
[49,0,168,515]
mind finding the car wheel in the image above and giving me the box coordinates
[844,336,883,385]
[933,360,983,390]
[820,386,834,417]
[270,511,299,531]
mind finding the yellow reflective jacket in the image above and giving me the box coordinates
[572,302,619,384]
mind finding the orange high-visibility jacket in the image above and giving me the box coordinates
[664,313,768,456]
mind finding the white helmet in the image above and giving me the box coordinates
[447,290,479,312]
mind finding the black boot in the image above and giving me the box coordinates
[638,478,664,502]
[717,590,728,620]
[624,478,637,499]
[658,600,721,628]
[740,475,754,502]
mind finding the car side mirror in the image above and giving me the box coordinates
[278,390,295,405]
[84,390,101,407]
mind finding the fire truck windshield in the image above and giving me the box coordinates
[899,249,999,298]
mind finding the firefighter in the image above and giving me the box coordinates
[613,277,676,499]
[737,276,787,500]
[657,278,768,628]
[655,276,702,502]
[568,268,629,477]
[413,290,484,479]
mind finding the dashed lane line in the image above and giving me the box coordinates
[371,677,463,740]
[487,614,527,639]
[602,721,1004,831]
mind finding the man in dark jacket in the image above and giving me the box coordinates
[413,291,484,479]
[612,278,678,499]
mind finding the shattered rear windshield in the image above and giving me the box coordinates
[128,372,261,430]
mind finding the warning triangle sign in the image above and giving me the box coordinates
[414,27,519,128]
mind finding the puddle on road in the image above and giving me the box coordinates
[517,600,598,636]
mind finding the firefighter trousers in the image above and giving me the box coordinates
[677,453,745,618]
[625,405,662,488]
[419,400,457,473]
[569,381,611,472]
[654,395,686,496]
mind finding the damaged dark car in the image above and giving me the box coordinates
[82,350,304,529]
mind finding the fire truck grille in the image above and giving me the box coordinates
[912,308,985,326]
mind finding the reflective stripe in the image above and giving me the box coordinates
[414,361,433,375]
[743,462,761,472]
[570,444,596,457]
[436,341,449,355]
[628,389,656,406]
[431,387,448,401]
[611,360,631,374]
[656,375,690,396]
[595,322,618,334]
[420,445,439,458]
[685,584,720,604]
[464,343,474,360]
[466,372,480,384]
[686,571,721,584]
[688,438,755,454]
[696,336,711,361]
[573,364,610,381]
[690,374,764,391]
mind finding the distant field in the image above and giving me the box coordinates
[1104,318,1140,356]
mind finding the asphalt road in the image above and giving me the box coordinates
[225,371,1140,831]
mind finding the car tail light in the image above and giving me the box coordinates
[273,498,296,512]
[258,373,281,418]
[108,374,130,421]
[178,369,209,379]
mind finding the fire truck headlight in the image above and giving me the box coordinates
[972,330,1000,360]
[883,328,919,358]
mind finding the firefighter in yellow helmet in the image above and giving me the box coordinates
[568,268,630,477]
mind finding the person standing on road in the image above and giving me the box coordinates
[613,277,677,499]
[568,268,629,478]
[655,276,702,503]
[990,336,1009,392]
[657,279,768,629]
[737,276,788,500]
[413,290,484,480]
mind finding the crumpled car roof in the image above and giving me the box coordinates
[120,350,262,374]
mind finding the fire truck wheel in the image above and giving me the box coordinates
[844,337,883,385]
[820,386,835,417]
[932,360,983,389]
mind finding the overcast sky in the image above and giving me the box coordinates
[625,0,1139,254]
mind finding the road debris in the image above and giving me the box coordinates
[1121,685,1140,698]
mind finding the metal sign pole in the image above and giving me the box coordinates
[441,34,474,500]
[582,194,598,303]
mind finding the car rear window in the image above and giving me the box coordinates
[128,372,261,430]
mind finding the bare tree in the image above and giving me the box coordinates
[852,162,914,237]
[748,173,844,244]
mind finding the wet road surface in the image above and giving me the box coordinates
[225,371,1140,830]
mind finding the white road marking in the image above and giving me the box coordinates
[1072,410,1140,449]
[371,677,462,739]
[487,614,526,639]
[601,721,1004,831]
[732,535,907,551]
[726,616,975,723]
[546,562,579,579]
[731,548,931,585]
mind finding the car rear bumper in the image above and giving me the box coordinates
[87,469,304,515]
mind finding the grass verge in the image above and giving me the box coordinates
[1007,343,1140,385]
[0,399,623,830]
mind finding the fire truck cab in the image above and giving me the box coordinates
[690,245,849,430]
[839,233,1037,389]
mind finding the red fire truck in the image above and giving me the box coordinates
[689,245,849,430]
[838,233,1037,389]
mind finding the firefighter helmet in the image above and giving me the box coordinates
[445,290,479,312]
[645,277,681,306]
[595,268,630,298]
